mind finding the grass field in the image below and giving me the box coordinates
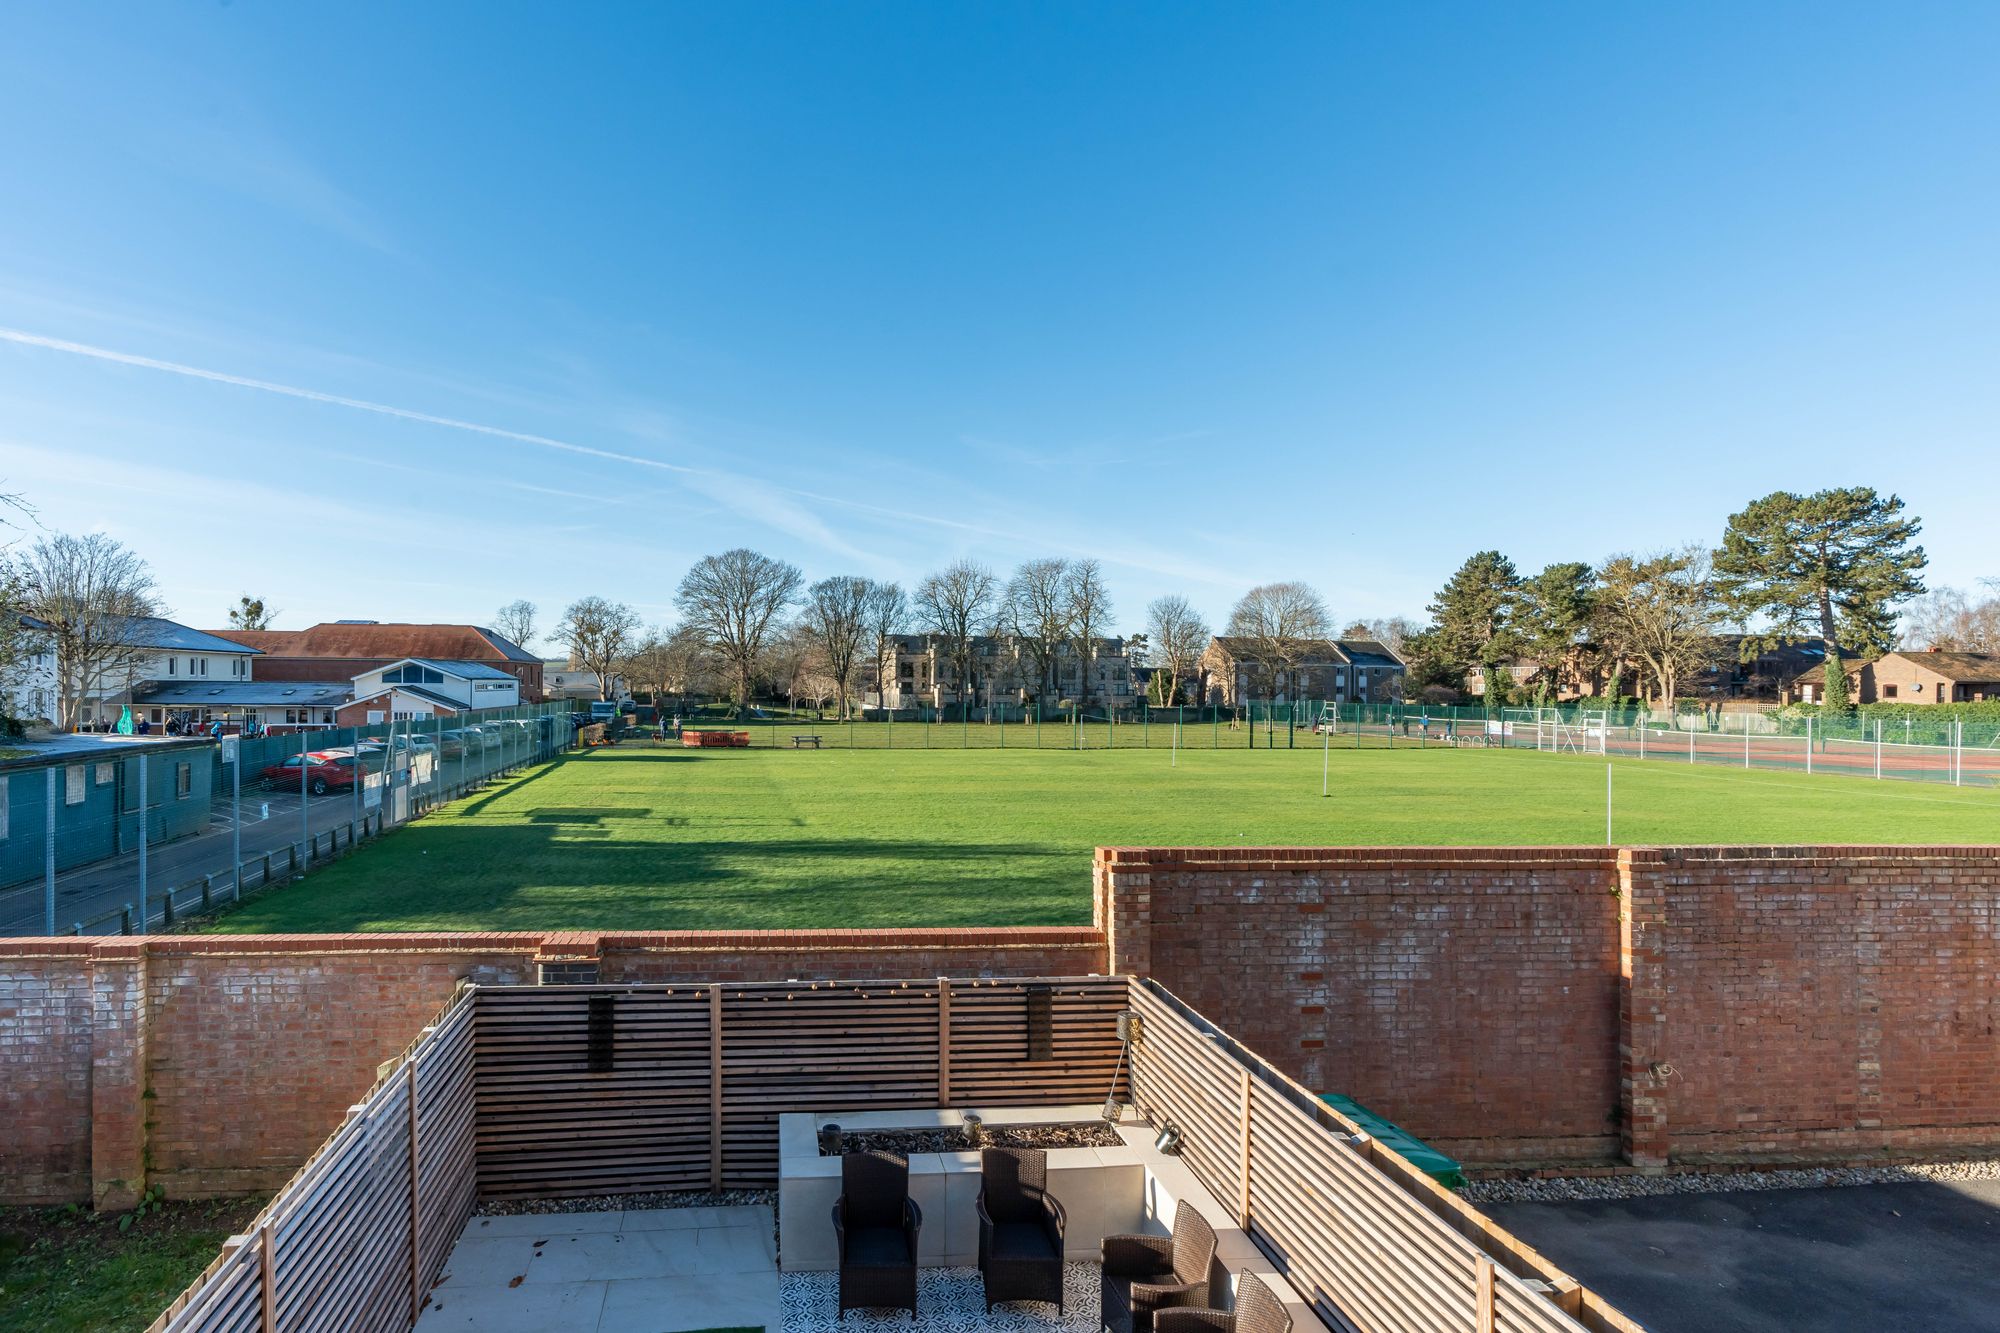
[206,744,2000,934]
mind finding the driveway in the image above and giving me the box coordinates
[1485,1179,2000,1333]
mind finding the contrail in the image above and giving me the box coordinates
[0,326,696,475]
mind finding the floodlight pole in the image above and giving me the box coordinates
[136,754,149,930]
[1606,763,1613,846]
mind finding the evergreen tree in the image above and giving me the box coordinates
[1713,488,1927,711]
[1517,562,1597,696]
[1425,551,1524,688]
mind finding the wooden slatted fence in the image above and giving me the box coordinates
[471,975,1131,1196]
[144,987,479,1333]
[1127,981,1644,1333]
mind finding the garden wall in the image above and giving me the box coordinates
[1098,844,2000,1170]
[0,926,1105,1206]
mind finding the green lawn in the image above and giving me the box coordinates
[204,745,2000,934]
[0,1197,265,1333]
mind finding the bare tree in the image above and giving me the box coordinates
[227,595,277,630]
[1904,584,2000,653]
[914,560,999,713]
[1063,559,1114,710]
[1225,581,1331,698]
[557,596,640,701]
[1342,616,1420,658]
[621,625,713,710]
[862,581,911,707]
[494,599,538,652]
[1003,559,1074,703]
[676,548,804,717]
[10,532,162,730]
[1594,547,1726,709]
[1147,595,1210,706]
[799,576,872,718]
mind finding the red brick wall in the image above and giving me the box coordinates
[0,950,96,1203]
[1101,844,2000,1171]
[1635,846,2000,1163]
[1099,847,1624,1165]
[0,927,1108,1205]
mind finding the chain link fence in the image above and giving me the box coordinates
[0,701,578,937]
[630,698,2000,786]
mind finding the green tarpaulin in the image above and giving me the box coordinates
[1319,1093,1465,1189]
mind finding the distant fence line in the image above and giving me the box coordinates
[1,701,577,937]
[640,699,1998,787]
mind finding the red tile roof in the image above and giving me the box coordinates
[203,623,537,663]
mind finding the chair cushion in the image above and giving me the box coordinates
[845,1225,912,1269]
[989,1221,1058,1262]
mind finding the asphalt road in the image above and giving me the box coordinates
[1486,1180,2000,1333]
[0,783,378,935]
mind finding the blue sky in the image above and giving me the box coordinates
[2,3,1995,648]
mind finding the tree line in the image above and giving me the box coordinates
[1399,486,1935,709]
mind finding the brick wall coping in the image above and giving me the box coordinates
[1097,844,2000,868]
[0,926,1105,957]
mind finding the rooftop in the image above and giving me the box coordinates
[203,622,539,664]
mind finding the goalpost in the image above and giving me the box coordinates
[1534,707,1606,755]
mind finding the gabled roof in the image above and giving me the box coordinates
[361,657,518,683]
[202,622,538,664]
[1206,636,1402,667]
[348,683,467,711]
[115,616,262,655]
[1888,650,2000,681]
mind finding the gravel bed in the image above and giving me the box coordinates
[826,1122,1122,1157]
[474,1188,776,1216]
[1462,1157,2000,1204]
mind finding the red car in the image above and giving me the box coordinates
[259,751,359,796]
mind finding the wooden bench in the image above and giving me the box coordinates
[790,734,824,749]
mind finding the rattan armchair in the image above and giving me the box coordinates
[976,1146,1068,1312]
[1101,1200,1217,1333]
[1154,1273,1293,1333]
[831,1150,921,1321]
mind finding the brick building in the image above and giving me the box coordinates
[873,633,1135,710]
[1197,636,1406,706]
[207,622,544,701]
[1791,649,2000,705]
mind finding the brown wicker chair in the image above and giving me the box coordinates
[1101,1200,1217,1333]
[831,1150,921,1321]
[1154,1273,1293,1333]
[976,1147,1068,1312]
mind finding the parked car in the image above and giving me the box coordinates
[259,751,359,796]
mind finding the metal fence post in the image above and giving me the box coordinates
[136,754,149,930]
[1806,715,1813,774]
[231,741,242,899]
[45,767,57,936]
[1875,720,1883,779]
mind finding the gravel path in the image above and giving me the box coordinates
[475,1188,777,1216]
[1462,1157,2000,1204]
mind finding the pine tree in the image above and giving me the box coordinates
[1425,551,1524,689]
[1713,489,1927,713]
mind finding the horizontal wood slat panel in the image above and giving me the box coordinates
[475,977,1129,1195]
[1129,981,1615,1333]
[147,989,481,1333]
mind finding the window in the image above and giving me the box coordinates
[1883,684,1899,699]
[65,766,85,805]
[197,658,208,676]
[95,763,113,786]
[167,656,177,675]
[0,773,8,840]
[176,762,192,799]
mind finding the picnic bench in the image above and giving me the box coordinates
[790,734,824,749]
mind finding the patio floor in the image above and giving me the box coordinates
[417,1205,781,1333]
[417,1204,1107,1333]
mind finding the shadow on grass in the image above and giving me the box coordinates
[206,820,1088,932]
